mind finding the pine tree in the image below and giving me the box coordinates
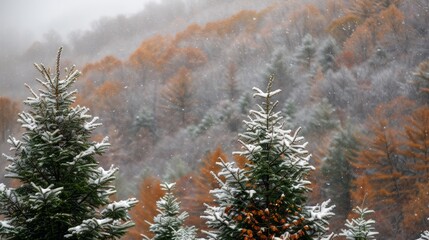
[307,98,339,135]
[0,48,137,239]
[225,62,239,101]
[143,182,197,240]
[339,206,378,240]
[294,34,317,72]
[202,79,335,240]
[317,37,339,73]
[282,101,297,130]
[263,48,294,95]
[322,127,358,220]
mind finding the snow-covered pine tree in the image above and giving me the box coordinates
[0,48,137,240]
[339,206,378,240]
[202,78,335,240]
[143,182,197,240]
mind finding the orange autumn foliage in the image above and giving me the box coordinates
[129,34,207,77]
[348,0,379,19]
[173,7,272,45]
[402,182,429,237]
[0,97,20,141]
[76,79,122,111]
[173,23,202,44]
[129,35,172,71]
[171,47,207,70]
[402,106,429,181]
[127,176,163,239]
[343,20,376,64]
[348,0,402,20]
[202,10,265,37]
[288,4,327,38]
[376,5,406,48]
[82,55,122,74]
[352,98,416,237]
[178,147,226,231]
[160,67,194,127]
[400,105,429,235]
[327,14,362,47]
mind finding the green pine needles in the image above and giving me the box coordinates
[144,182,197,240]
[0,48,137,240]
[202,78,335,240]
[340,206,378,240]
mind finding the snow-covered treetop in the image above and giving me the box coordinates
[0,47,137,239]
[144,182,197,240]
[234,77,314,197]
[252,86,282,99]
[27,47,80,110]
[340,206,378,240]
[203,78,335,239]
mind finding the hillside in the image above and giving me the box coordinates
[0,0,428,239]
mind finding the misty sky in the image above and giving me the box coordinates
[0,0,159,46]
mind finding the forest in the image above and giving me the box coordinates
[0,0,428,239]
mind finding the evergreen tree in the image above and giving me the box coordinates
[0,48,137,239]
[322,127,358,219]
[307,98,339,134]
[317,37,339,73]
[225,62,239,101]
[263,48,294,95]
[339,206,378,240]
[143,182,197,240]
[367,47,388,71]
[237,93,252,115]
[294,34,317,72]
[202,79,335,240]
[282,100,297,129]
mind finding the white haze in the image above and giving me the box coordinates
[0,0,159,49]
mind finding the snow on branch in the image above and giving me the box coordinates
[252,87,282,99]
[29,183,63,207]
[305,199,336,233]
[74,137,110,161]
[101,198,138,220]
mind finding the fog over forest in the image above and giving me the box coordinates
[0,0,428,239]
